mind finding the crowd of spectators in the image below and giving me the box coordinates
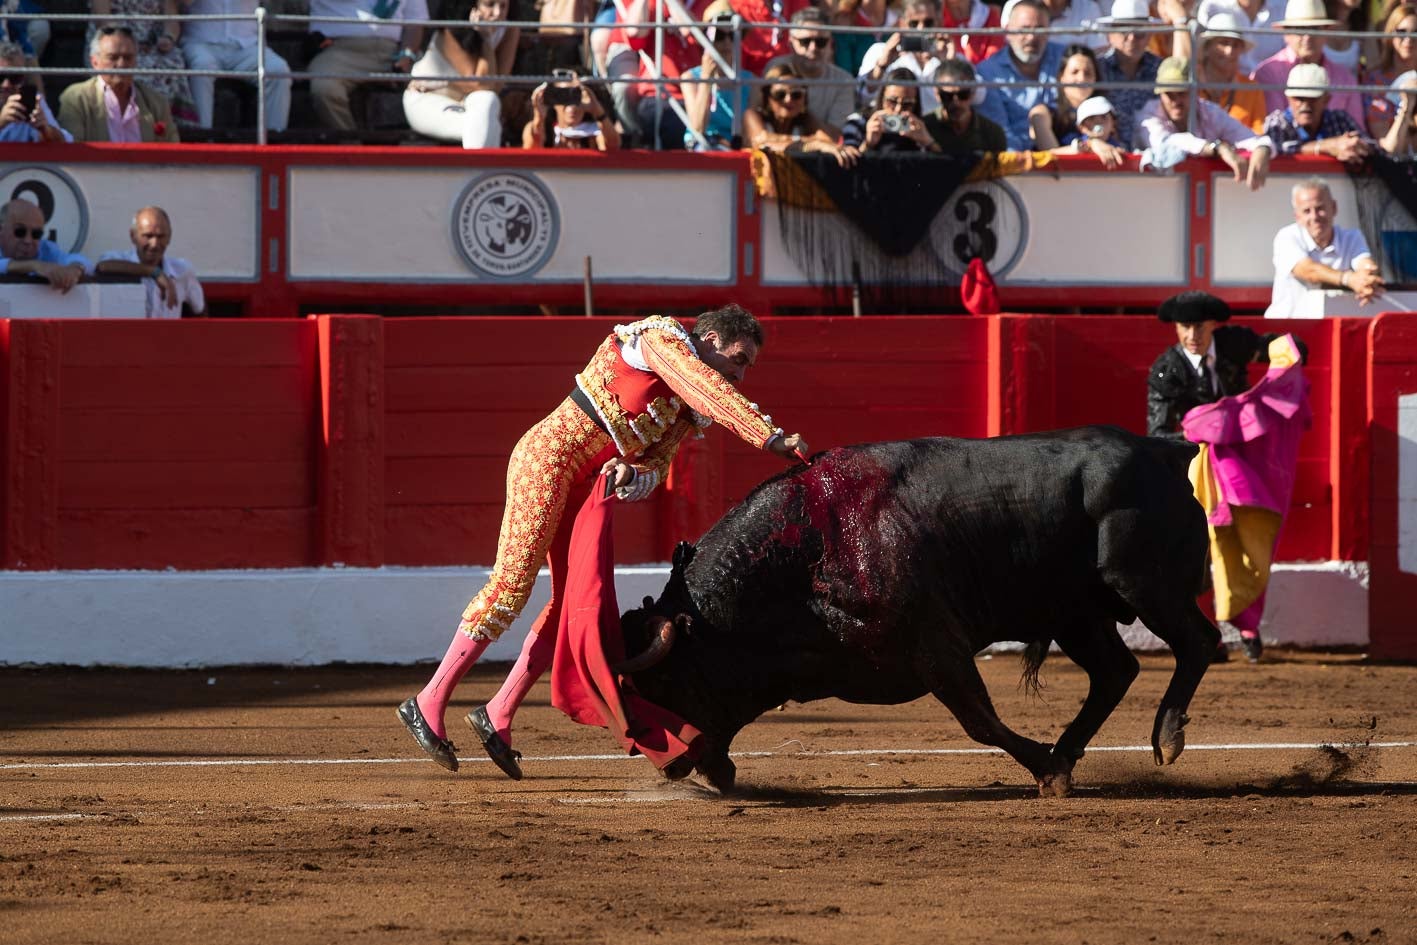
[5,0,1417,153]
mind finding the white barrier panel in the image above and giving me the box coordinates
[759,174,1190,286]
[285,167,738,284]
[0,282,147,318]
[0,562,1369,667]
[0,162,263,281]
[1210,171,1362,286]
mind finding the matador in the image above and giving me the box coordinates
[398,304,808,777]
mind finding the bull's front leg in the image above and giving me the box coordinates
[930,657,1061,797]
[1139,603,1220,766]
[1049,619,1142,792]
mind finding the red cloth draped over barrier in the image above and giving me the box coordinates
[549,487,704,770]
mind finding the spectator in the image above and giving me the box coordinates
[743,61,858,165]
[859,0,954,114]
[1364,3,1417,139]
[839,66,936,151]
[403,0,519,149]
[681,15,753,150]
[0,40,68,141]
[307,0,428,132]
[95,206,206,318]
[975,0,1067,150]
[922,57,1007,152]
[943,0,1005,64]
[823,0,892,76]
[1040,0,1106,52]
[1261,62,1372,160]
[614,0,712,148]
[0,199,91,293]
[88,0,198,126]
[1250,0,1365,129]
[1265,177,1381,317]
[1152,0,1200,59]
[58,26,180,141]
[703,0,812,75]
[180,0,292,132]
[521,70,619,149]
[1136,56,1273,188]
[1323,0,1363,73]
[1095,0,1164,150]
[1196,0,1285,74]
[1195,11,1268,130]
[2,0,47,85]
[1027,43,1099,149]
[765,8,854,138]
[1379,70,1417,153]
[1047,93,1129,164]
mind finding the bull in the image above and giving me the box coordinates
[617,426,1217,797]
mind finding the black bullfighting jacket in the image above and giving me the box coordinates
[1146,325,1282,438]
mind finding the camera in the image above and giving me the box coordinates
[17,84,36,113]
[900,32,928,53]
[882,112,909,134]
[545,84,583,106]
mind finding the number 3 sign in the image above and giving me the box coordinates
[936,181,1027,278]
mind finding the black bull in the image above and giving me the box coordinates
[618,426,1218,797]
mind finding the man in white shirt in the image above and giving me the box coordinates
[308,0,428,131]
[1266,176,1381,318]
[96,206,207,319]
[180,0,292,131]
[859,0,951,113]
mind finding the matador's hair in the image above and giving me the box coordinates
[693,303,765,348]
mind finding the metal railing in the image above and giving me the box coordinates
[3,10,1409,149]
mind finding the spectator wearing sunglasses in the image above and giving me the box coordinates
[0,41,68,142]
[860,0,953,113]
[58,26,180,141]
[840,67,938,151]
[95,206,206,318]
[975,0,1067,149]
[745,61,859,165]
[924,57,1006,153]
[0,199,92,293]
[764,8,855,137]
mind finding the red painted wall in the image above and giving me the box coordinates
[0,314,1378,571]
[1367,313,1417,660]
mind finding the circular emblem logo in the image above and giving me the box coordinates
[0,165,88,253]
[452,172,559,279]
[934,180,1028,278]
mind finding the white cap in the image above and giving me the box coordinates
[1202,10,1255,47]
[1284,62,1329,97]
[1075,95,1115,125]
[1099,0,1158,25]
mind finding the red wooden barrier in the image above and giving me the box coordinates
[0,314,1377,571]
[1368,313,1417,660]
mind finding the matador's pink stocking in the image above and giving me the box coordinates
[484,628,556,745]
[415,631,490,740]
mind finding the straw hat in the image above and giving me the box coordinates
[1202,10,1256,47]
[1099,0,1159,25]
[1153,56,1192,94]
[1285,62,1330,97]
[1275,0,1338,29]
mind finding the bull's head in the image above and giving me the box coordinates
[616,542,741,793]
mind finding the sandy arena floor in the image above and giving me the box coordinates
[2,651,1415,945]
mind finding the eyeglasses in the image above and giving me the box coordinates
[904,18,936,27]
[98,25,135,37]
[769,87,806,102]
[882,95,918,108]
[937,89,971,102]
[794,35,830,48]
[11,225,44,239]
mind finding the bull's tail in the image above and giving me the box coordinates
[1020,639,1050,698]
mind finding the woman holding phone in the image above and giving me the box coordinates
[521,70,620,150]
[403,0,520,149]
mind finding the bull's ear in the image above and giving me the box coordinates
[672,541,697,572]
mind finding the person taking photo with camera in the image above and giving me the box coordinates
[0,43,67,142]
[522,69,620,150]
[840,67,937,151]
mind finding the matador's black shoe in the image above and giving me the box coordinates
[397,696,459,772]
[466,705,523,781]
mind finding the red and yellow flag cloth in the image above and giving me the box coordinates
[549,485,704,771]
[1183,335,1310,624]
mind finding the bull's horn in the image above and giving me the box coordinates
[615,616,677,674]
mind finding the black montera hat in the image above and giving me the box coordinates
[1157,291,1231,324]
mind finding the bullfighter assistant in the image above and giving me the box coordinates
[398,305,808,777]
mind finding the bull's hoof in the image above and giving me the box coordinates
[1036,769,1074,798]
[695,753,737,794]
[1152,710,1190,766]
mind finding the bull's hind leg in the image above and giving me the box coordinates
[1048,618,1141,794]
[930,656,1060,797]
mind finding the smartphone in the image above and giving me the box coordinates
[18,84,37,113]
[900,33,928,53]
[545,84,582,106]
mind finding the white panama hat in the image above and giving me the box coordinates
[1202,10,1256,47]
[1098,0,1159,26]
[1284,61,1330,97]
[1275,0,1338,29]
